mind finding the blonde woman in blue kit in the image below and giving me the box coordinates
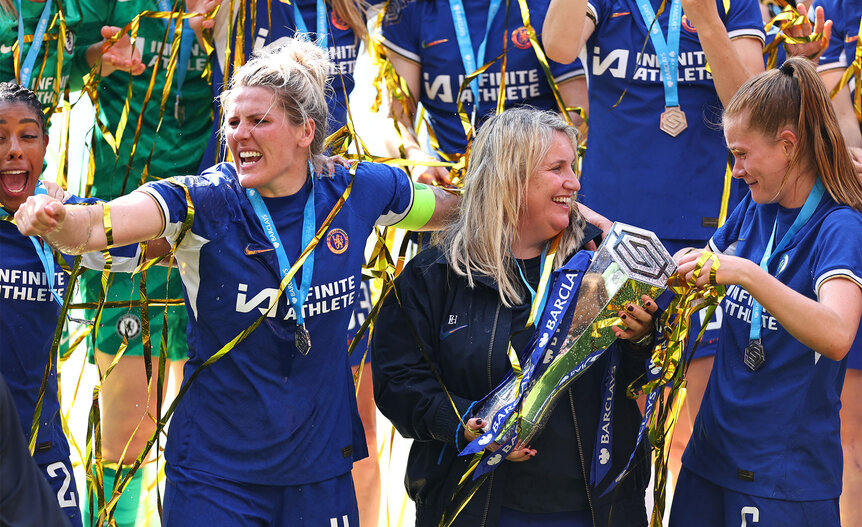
[15,39,458,526]
[671,58,862,526]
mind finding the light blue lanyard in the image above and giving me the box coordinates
[749,178,824,342]
[15,0,54,89]
[156,0,194,123]
[0,183,64,305]
[448,0,503,108]
[245,162,317,327]
[634,0,682,108]
[515,244,549,326]
[292,0,329,49]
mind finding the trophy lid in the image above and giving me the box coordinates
[598,222,677,288]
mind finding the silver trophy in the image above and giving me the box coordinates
[474,222,676,446]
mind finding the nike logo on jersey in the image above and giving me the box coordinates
[847,35,859,44]
[0,44,12,54]
[610,11,631,17]
[440,324,467,340]
[422,39,449,48]
[244,245,274,256]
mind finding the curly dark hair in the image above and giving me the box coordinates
[0,82,46,132]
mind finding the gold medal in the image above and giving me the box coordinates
[659,106,687,137]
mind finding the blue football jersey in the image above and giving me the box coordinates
[816,0,859,74]
[379,0,584,156]
[580,0,764,241]
[682,192,862,500]
[0,195,138,466]
[138,161,414,485]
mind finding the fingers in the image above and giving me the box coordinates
[15,195,65,236]
[507,444,537,462]
[462,417,486,443]
[100,25,121,39]
[415,166,451,186]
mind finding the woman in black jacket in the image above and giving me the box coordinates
[371,108,656,527]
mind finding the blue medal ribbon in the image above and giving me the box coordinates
[448,0,503,111]
[15,0,54,89]
[749,179,824,344]
[245,161,317,345]
[634,0,682,108]
[515,244,550,324]
[156,0,195,124]
[292,0,329,49]
[598,353,662,496]
[0,182,64,305]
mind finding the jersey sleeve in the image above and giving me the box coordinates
[723,0,765,43]
[551,57,586,84]
[136,169,232,243]
[813,0,845,71]
[811,208,862,296]
[379,0,423,62]
[586,0,609,27]
[350,162,416,226]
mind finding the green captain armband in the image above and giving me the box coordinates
[392,182,436,230]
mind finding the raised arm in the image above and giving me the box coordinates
[386,53,453,186]
[542,0,593,64]
[14,191,165,254]
[681,0,764,107]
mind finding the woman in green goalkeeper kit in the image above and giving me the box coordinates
[68,1,212,525]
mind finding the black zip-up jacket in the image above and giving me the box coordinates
[371,244,651,527]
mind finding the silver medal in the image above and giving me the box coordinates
[295,324,312,356]
[743,339,765,372]
[659,106,687,137]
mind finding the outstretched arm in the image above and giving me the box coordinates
[15,191,164,254]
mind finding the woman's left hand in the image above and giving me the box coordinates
[612,294,658,342]
[40,181,70,202]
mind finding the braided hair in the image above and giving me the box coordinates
[0,82,46,132]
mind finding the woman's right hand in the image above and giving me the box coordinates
[90,26,146,77]
[14,194,66,236]
[463,418,537,462]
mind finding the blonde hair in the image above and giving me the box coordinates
[0,0,15,17]
[724,57,862,211]
[435,108,585,307]
[220,38,331,161]
[330,0,369,42]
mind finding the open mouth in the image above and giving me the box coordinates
[239,151,262,167]
[0,169,30,194]
[552,195,572,207]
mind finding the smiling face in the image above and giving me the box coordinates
[514,131,580,257]
[223,86,315,197]
[724,113,813,208]
[0,101,48,211]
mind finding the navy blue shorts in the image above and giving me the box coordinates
[669,467,839,527]
[39,458,82,527]
[499,507,592,526]
[163,465,358,526]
